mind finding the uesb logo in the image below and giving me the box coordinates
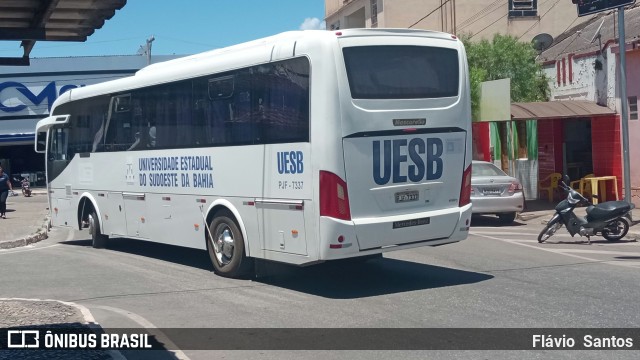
[372,138,444,185]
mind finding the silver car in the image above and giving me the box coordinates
[471,160,524,224]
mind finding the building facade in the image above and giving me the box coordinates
[325,0,588,41]
[0,55,181,185]
[538,5,640,203]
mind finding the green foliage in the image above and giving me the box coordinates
[460,33,550,121]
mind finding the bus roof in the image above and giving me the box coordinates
[52,28,459,109]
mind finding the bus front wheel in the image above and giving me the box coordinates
[88,210,108,248]
[207,211,252,278]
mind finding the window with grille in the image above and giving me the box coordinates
[630,96,638,120]
[509,0,537,17]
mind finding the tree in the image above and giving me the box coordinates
[461,34,549,121]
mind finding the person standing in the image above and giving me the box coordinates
[0,166,13,219]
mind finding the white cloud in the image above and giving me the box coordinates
[299,17,326,30]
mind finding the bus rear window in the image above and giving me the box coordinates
[342,45,459,99]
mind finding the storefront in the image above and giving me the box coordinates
[0,55,181,186]
[473,100,620,201]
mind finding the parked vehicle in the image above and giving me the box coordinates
[538,175,634,243]
[470,160,524,224]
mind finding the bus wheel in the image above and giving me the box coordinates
[207,211,252,278]
[88,210,108,249]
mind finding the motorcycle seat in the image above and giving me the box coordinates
[586,201,631,221]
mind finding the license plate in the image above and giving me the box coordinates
[395,190,419,203]
[483,188,502,195]
[393,217,430,229]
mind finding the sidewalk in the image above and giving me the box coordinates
[0,187,51,249]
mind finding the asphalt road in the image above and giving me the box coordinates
[1,214,640,359]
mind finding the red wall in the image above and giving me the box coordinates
[472,122,491,161]
[591,115,623,201]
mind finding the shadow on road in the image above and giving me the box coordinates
[256,257,493,299]
[61,238,214,271]
[470,214,526,227]
[544,238,637,245]
[61,239,493,299]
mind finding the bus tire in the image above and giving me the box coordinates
[88,210,108,249]
[207,211,252,278]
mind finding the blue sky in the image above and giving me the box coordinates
[0,0,326,58]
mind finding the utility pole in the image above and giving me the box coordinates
[137,35,155,65]
[145,35,155,65]
[617,7,631,204]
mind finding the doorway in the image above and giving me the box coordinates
[562,118,593,182]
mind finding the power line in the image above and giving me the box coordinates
[517,0,562,41]
[457,0,503,31]
[469,11,508,39]
[408,0,451,29]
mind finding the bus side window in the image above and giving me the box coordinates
[104,94,135,151]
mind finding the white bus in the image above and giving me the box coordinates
[35,29,472,278]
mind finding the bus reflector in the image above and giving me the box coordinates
[330,244,343,249]
[459,164,472,207]
[319,171,351,221]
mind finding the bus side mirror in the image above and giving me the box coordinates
[35,131,47,153]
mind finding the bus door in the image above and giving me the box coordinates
[48,127,74,227]
[260,145,310,256]
[256,56,311,256]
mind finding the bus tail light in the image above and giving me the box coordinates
[459,164,472,207]
[320,171,351,221]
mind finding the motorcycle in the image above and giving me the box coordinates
[538,175,635,244]
[20,177,32,197]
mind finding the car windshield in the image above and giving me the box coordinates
[472,163,507,177]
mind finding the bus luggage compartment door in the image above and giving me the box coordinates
[123,192,148,239]
[256,199,307,256]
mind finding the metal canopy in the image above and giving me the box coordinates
[0,0,127,65]
[510,100,616,121]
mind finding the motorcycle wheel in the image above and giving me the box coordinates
[22,189,31,197]
[538,222,562,243]
[602,218,630,242]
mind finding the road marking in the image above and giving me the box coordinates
[89,305,190,360]
[0,244,60,255]
[470,231,541,236]
[474,233,640,269]
[552,248,640,256]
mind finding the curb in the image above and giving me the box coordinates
[0,298,126,360]
[0,216,51,250]
[517,213,548,222]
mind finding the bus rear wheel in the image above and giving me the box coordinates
[207,211,252,278]
[88,210,108,248]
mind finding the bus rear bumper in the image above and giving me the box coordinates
[319,204,472,261]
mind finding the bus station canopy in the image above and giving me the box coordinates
[510,100,616,121]
[0,0,127,65]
